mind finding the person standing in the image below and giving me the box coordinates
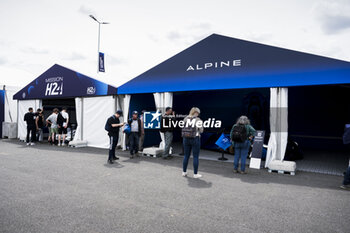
[341,126,350,190]
[35,108,45,142]
[46,108,59,145]
[24,107,36,146]
[340,162,350,190]
[58,107,69,146]
[128,111,142,158]
[182,107,204,178]
[161,107,175,159]
[138,110,146,151]
[105,110,124,164]
[230,115,256,174]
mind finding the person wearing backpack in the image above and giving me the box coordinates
[24,107,36,146]
[105,110,125,164]
[230,115,256,174]
[182,107,204,178]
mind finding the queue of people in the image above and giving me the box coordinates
[104,107,257,179]
[23,107,69,146]
[105,107,255,179]
[23,105,349,190]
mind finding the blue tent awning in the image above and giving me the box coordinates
[13,64,117,100]
[117,34,350,94]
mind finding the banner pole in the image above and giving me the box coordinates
[97,23,100,73]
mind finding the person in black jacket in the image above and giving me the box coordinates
[106,110,125,164]
[35,108,45,142]
[128,111,142,158]
[160,107,175,159]
[24,107,36,146]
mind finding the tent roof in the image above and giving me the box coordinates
[117,33,350,94]
[13,64,117,100]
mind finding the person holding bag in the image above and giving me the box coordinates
[105,110,125,164]
[181,107,204,178]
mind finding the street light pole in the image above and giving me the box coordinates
[89,15,109,73]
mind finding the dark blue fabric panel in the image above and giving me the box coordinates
[14,64,118,100]
[289,85,350,150]
[128,93,161,147]
[118,34,350,94]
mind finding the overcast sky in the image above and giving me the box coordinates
[1,0,350,88]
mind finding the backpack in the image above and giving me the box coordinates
[105,115,116,132]
[104,118,111,132]
[57,113,65,127]
[231,124,247,143]
[181,117,197,138]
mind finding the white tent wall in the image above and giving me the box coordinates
[2,85,20,123]
[120,94,130,150]
[116,95,127,148]
[17,99,42,141]
[72,97,83,141]
[153,92,173,149]
[82,96,116,148]
[266,87,288,167]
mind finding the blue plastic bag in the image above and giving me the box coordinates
[215,133,232,150]
[123,124,131,135]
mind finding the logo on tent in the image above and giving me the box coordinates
[144,110,161,129]
[87,87,96,95]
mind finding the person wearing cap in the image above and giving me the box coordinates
[128,111,142,158]
[106,110,125,164]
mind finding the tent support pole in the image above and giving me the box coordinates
[81,98,84,140]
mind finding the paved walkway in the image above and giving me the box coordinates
[0,139,349,233]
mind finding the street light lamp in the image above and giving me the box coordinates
[89,15,110,73]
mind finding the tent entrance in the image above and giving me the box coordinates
[289,85,350,175]
[42,98,76,141]
[170,88,270,161]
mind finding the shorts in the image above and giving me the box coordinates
[58,127,67,135]
[50,128,59,134]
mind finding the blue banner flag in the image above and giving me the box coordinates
[215,133,232,150]
[99,52,105,72]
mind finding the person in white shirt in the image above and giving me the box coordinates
[58,107,69,146]
[46,108,59,145]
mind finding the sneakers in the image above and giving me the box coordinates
[239,171,247,174]
[182,172,187,177]
[340,185,350,190]
[30,143,35,146]
[26,143,30,146]
[58,143,61,147]
[62,143,65,146]
[193,174,202,179]
[233,169,238,173]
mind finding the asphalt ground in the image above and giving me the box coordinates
[0,139,349,233]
